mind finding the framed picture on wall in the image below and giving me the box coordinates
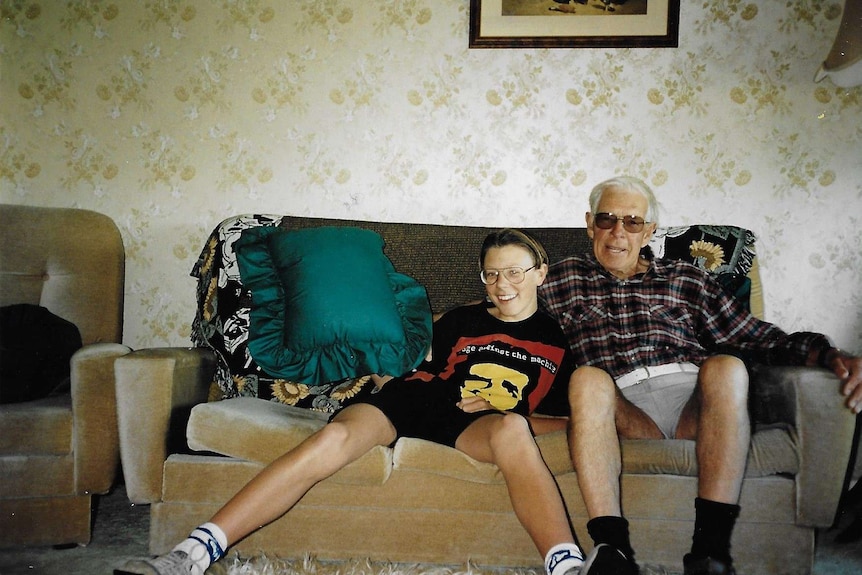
[469,0,680,49]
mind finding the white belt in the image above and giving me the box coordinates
[615,362,700,389]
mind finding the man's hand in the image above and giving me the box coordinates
[824,349,862,414]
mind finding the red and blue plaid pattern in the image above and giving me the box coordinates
[539,254,828,378]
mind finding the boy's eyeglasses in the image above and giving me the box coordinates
[480,266,536,285]
[593,212,650,233]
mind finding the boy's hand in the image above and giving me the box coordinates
[457,395,494,413]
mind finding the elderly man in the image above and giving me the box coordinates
[539,176,862,575]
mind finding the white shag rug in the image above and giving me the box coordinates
[218,555,540,575]
[217,554,673,575]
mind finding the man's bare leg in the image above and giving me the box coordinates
[567,366,659,574]
[676,355,750,504]
[676,354,749,573]
[567,366,661,518]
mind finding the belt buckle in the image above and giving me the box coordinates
[616,367,647,389]
[618,363,697,390]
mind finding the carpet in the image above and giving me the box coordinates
[0,483,859,574]
[213,554,686,575]
[217,555,544,575]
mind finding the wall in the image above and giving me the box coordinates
[1,1,860,354]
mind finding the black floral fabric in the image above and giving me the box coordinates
[190,214,375,412]
[649,225,757,309]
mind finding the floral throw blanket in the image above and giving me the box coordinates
[650,224,757,308]
[191,217,756,412]
[190,214,375,412]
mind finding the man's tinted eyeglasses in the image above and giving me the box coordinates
[480,266,536,285]
[593,212,651,233]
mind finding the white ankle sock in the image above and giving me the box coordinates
[173,522,228,572]
[545,542,585,575]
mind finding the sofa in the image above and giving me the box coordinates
[0,204,130,547]
[115,214,857,575]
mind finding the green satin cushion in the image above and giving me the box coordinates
[235,226,432,386]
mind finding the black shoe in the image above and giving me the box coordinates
[683,554,736,575]
[581,544,639,575]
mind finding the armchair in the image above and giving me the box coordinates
[0,204,131,547]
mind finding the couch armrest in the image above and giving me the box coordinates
[71,342,133,494]
[752,365,856,527]
[115,348,216,504]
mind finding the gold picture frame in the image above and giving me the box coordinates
[469,0,680,49]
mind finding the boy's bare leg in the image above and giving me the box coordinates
[212,403,396,545]
[455,412,575,557]
[116,403,397,575]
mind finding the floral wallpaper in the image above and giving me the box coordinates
[1,1,860,355]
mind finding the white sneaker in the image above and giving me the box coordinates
[114,550,225,575]
[547,545,586,575]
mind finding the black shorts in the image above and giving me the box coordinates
[350,378,499,448]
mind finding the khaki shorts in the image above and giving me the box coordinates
[620,371,699,438]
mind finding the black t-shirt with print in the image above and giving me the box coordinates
[405,303,574,416]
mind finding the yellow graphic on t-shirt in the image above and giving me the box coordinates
[461,363,529,411]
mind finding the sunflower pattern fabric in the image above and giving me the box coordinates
[649,224,757,310]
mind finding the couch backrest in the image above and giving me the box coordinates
[0,204,125,345]
[276,216,763,317]
[278,216,595,314]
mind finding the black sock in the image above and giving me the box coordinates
[587,516,635,560]
[690,497,740,563]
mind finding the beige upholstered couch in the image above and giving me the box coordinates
[115,214,857,575]
[0,204,130,547]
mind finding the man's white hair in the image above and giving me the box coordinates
[589,176,660,226]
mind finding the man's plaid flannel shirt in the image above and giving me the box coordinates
[539,254,829,380]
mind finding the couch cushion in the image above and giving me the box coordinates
[394,426,798,485]
[0,454,75,497]
[0,394,72,456]
[393,438,503,484]
[234,226,432,387]
[186,398,393,485]
[619,425,799,477]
